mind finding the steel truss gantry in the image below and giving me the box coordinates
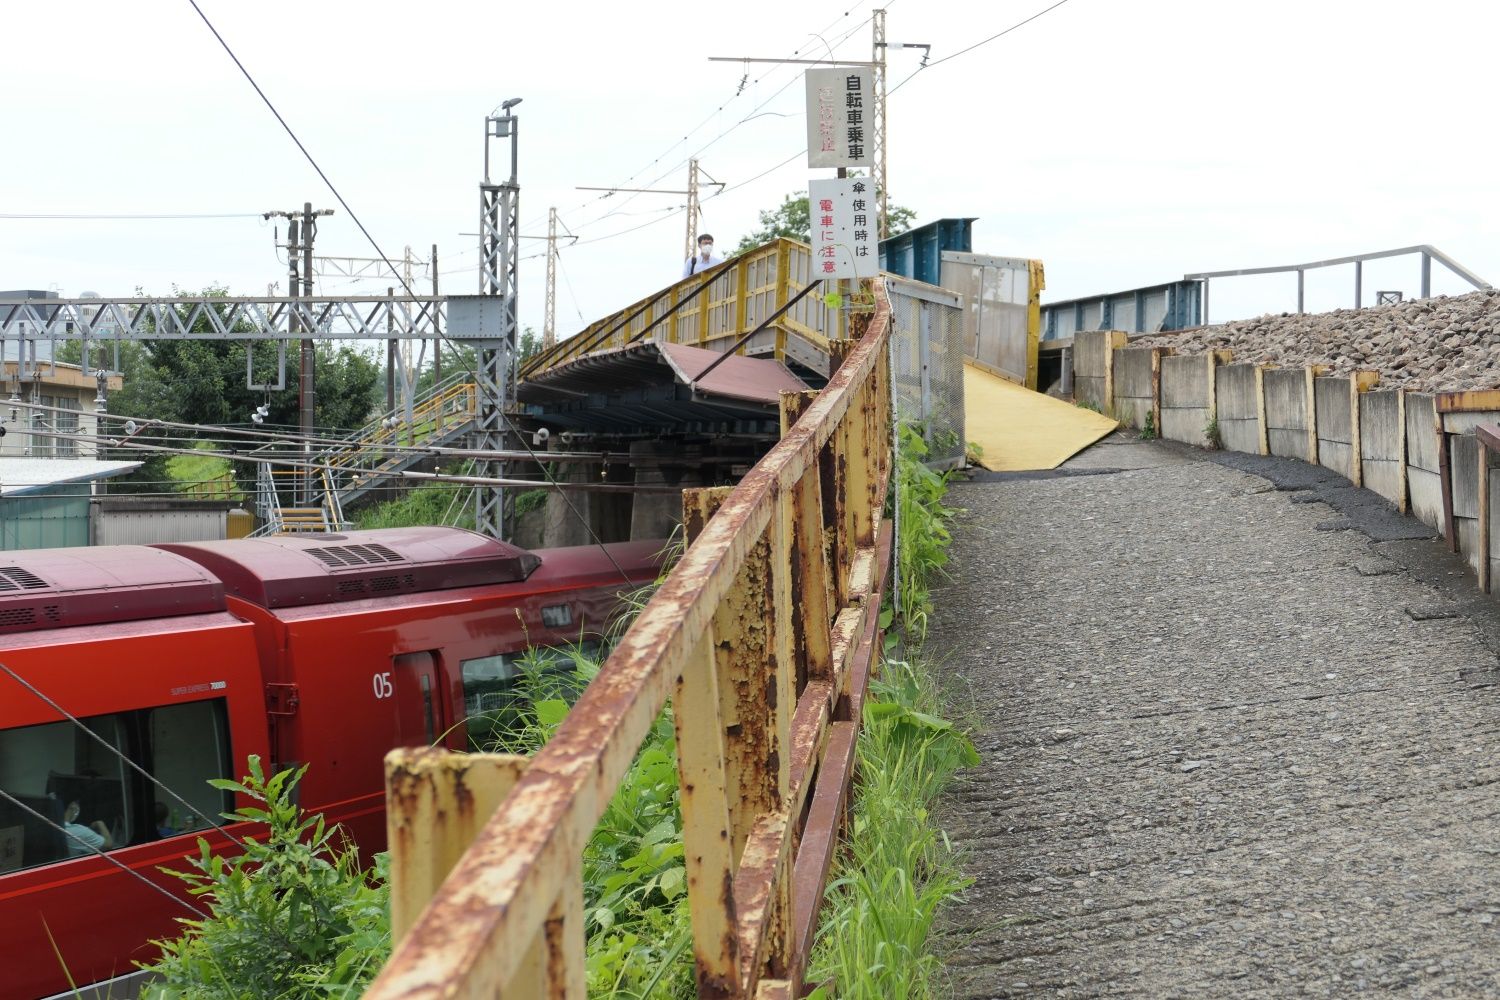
[476,101,523,540]
[0,295,446,342]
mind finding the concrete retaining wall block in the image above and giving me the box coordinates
[1215,364,1263,455]
[1359,389,1407,512]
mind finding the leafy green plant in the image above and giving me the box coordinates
[143,758,389,1000]
[805,423,976,998]
[894,424,957,640]
[474,583,697,998]
[1075,399,1103,413]
[1139,410,1158,441]
[806,657,976,999]
[1204,416,1223,450]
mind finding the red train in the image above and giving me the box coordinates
[0,526,664,1000]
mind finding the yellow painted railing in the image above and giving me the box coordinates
[366,279,895,998]
[521,237,849,380]
[328,379,478,474]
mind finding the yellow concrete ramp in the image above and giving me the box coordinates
[965,361,1118,471]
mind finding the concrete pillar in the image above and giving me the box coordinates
[541,445,600,548]
[629,441,695,542]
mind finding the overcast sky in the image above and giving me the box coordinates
[3,0,1496,341]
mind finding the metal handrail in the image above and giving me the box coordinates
[1186,243,1492,323]
[366,279,894,998]
[522,237,847,380]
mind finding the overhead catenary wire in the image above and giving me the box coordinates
[0,212,265,220]
[22,426,688,494]
[163,0,915,582]
[557,0,1074,257]
[516,2,885,236]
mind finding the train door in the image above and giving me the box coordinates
[389,652,460,750]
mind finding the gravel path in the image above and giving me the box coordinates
[931,437,1500,998]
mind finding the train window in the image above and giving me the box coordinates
[0,700,232,875]
[461,654,521,713]
[460,654,523,753]
[540,604,572,628]
[459,642,605,751]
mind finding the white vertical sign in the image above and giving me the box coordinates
[805,67,872,169]
[809,177,878,279]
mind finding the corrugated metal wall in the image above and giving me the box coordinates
[92,508,227,546]
[887,277,966,471]
[0,487,90,550]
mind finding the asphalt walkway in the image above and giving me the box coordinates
[932,433,1500,998]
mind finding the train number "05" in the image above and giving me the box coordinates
[372,672,394,699]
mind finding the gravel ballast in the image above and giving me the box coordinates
[1132,290,1500,392]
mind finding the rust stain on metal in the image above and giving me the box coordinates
[365,282,894,1000]
[1437,389,1500,413]
[787,681,832,797]
[732,809,794,988]
[791,722,858,966]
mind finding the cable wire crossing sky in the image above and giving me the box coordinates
[3,0,1496,329]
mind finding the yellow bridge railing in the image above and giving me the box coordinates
[366,279,895,998]
[522,237,851,380]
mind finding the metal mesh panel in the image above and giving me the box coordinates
[886,277,965,471]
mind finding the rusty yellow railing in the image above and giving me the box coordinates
[521,238,849,381]
[366,280,895,998]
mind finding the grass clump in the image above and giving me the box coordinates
[894,424,957,641]
[355,480,475,531]
[1204,416,1223,450]
[166,448,239,500]
[805,658,976,999]
[806,420,975,999]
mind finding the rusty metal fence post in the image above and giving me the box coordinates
[366,279,895,1000]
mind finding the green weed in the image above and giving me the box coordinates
[1140,410,1158,441]
[143,758,389,999]
[1075,399,1103,413]
[355,480,476,531]
[894,424,956,641]
[805,423,975,999]
[1204,416,1223,450]
[805,655,976,999]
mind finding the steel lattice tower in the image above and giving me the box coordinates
[476,102,522,539]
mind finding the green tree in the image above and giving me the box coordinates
[733,189,917,255]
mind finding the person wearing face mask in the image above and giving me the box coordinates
[682,234,725,279]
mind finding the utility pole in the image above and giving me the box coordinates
[576,161,723,264]
[872,9,889,239]
[710,18,926,241]
[431,243,441,385]
[685,159,701,260]
[264,202,333,501]
[544,207,558,349]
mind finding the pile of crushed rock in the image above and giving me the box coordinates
[1132,289,1500,393]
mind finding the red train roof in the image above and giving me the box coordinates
[155,527,542,610]
[528,539,669,590]
[0,546,224,637]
